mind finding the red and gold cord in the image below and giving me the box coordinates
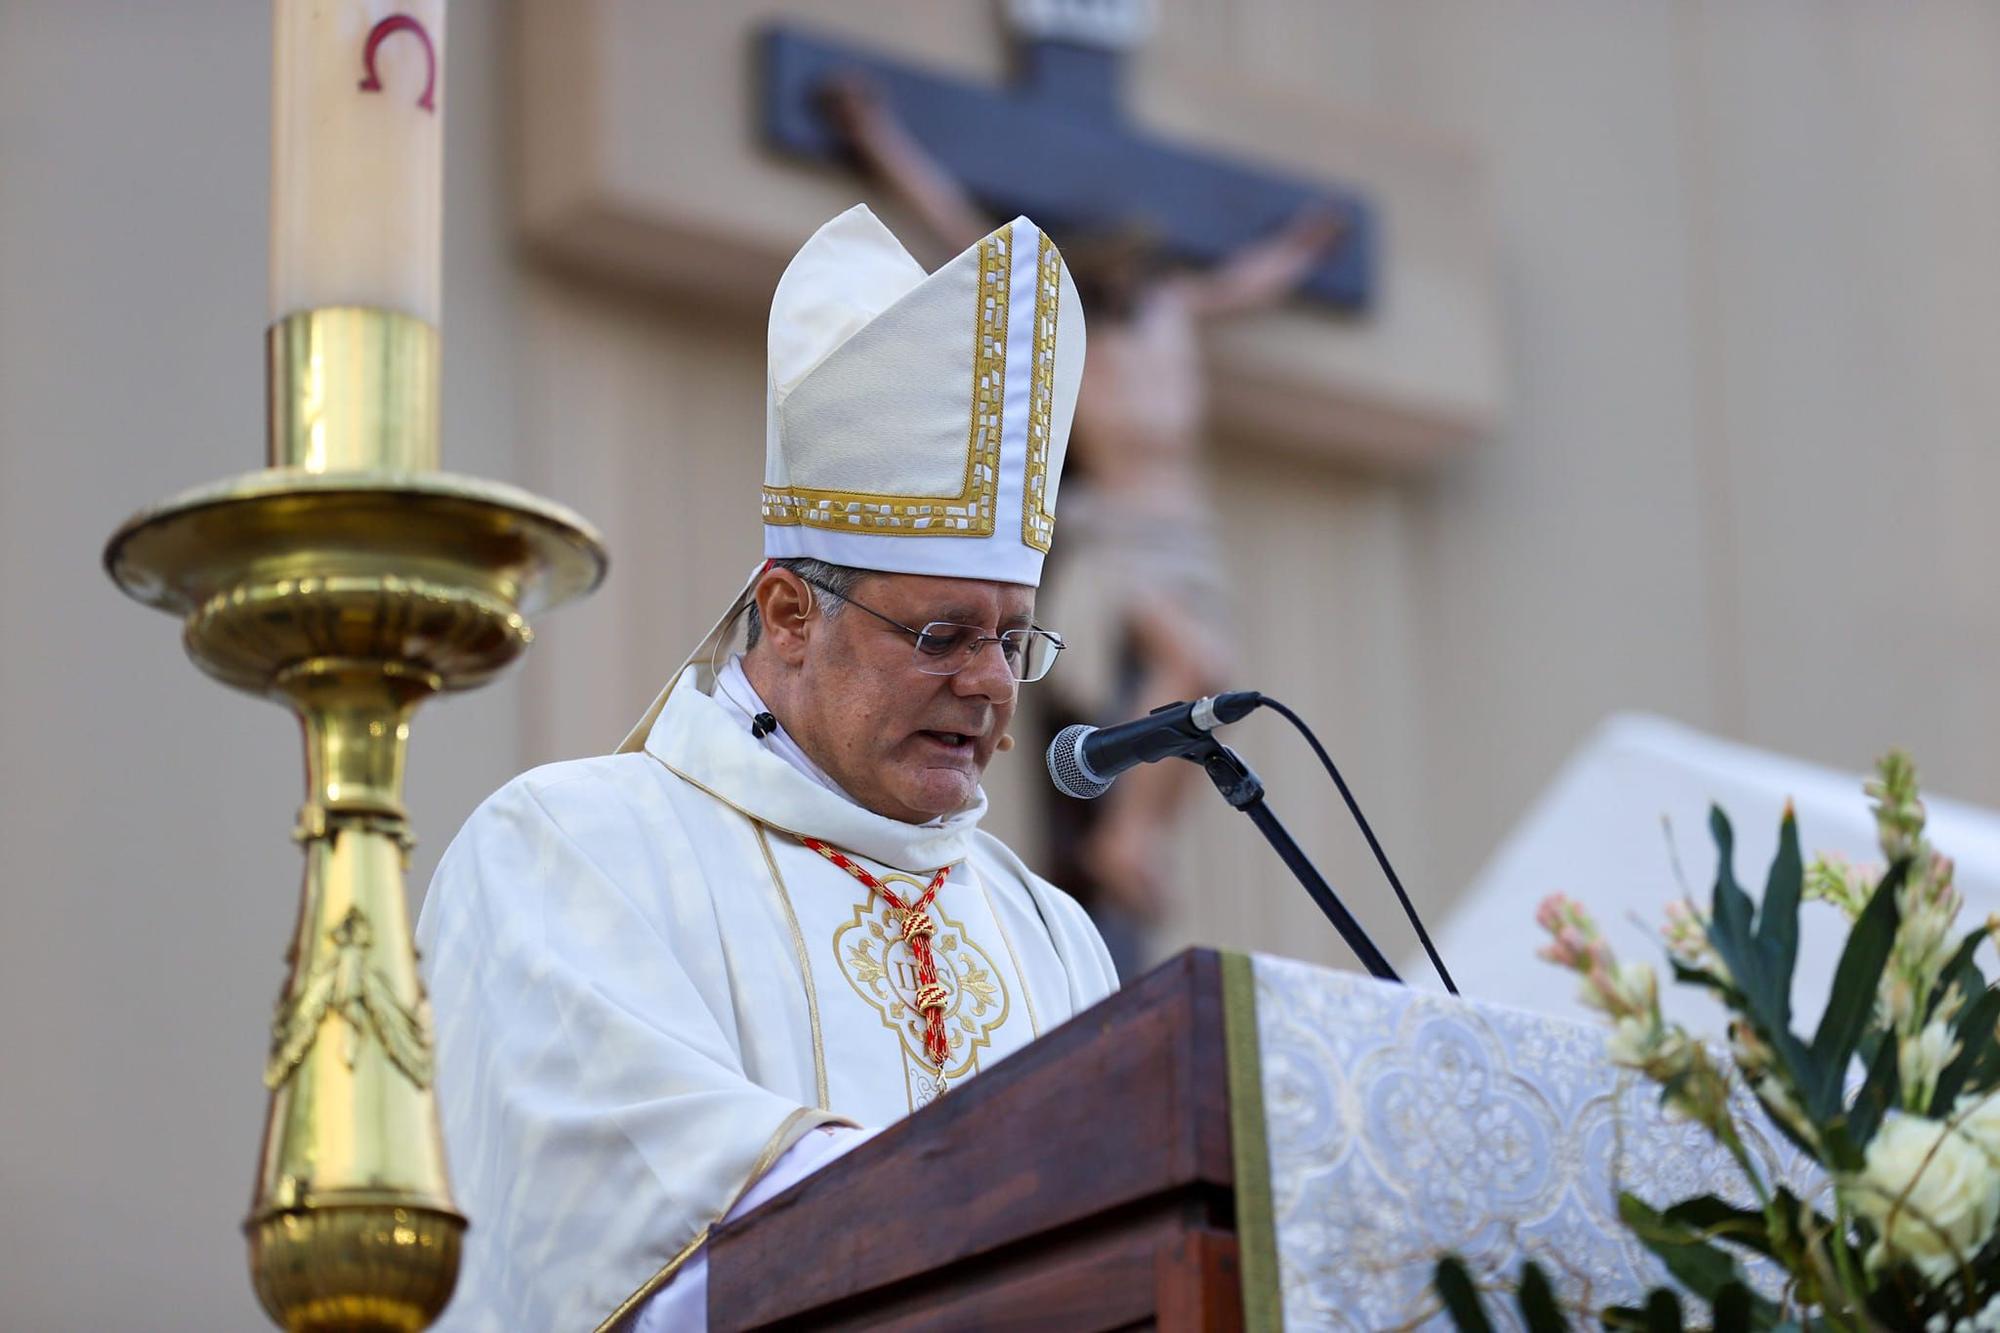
[802,837,955,1078]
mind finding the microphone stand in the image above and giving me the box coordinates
[1186,738,1402,985]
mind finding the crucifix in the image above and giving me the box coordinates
[758,0,1376,311]
[518,2,1496,473]
[752,0,1386,967]
[514,0,1498,764]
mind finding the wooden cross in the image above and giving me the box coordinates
[759,13,1375,311]
[517,2,1499,467]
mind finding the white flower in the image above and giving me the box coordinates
[1845,1111,2000,1282]
[1900,875,1962,985]
[1661,899,1726,978]
[1606,1016,1653,1068]
[1901,1019,1965,1112]
[1752,1075,1815,1147]
[1880,973,1919,1033]
[1806,853,1878,921]
[1937,984,1969,1030]
[1610,961,1658,1015]
[1954,1088,2000,1168]
[1729,1020,1773,1079]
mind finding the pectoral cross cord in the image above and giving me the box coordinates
[802,837,955,1081]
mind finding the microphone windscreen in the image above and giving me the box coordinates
[1046,723,1112,799]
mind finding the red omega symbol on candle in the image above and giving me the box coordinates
[358,15,438,112]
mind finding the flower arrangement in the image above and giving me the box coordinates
[1435,753,2000,1331]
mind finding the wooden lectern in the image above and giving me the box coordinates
[707,950,1257,1331]
[708,945,1804,1329]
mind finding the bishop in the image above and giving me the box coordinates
[416,204,1116,1330]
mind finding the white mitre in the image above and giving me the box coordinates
[616,205,1086,753]
[763,204,1085,580]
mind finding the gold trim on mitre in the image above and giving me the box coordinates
[1022,230,1062,553]
[760,228,1011,537]
[616,209,1086,752]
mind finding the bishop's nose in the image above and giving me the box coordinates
[952,638,1018,704]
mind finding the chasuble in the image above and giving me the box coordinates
[416,668,1117,1330]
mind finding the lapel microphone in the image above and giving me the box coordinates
[750,712,778,739]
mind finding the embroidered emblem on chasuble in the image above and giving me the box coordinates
[832,874,1011,1110]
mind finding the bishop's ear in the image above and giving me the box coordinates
[751,569,817,665]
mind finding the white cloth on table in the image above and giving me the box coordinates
[1421,712,2000,1031]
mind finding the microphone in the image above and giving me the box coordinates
[1046,692,1263,799]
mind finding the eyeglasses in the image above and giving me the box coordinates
[797,576,1066,683]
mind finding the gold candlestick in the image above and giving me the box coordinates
[105,307,606,1330]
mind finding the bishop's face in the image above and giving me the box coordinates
[784,572,1030,824]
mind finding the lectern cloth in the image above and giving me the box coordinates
[1239,954,1819,1329]
[416,668,1117,1332]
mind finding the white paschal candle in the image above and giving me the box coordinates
[270,0,446,325]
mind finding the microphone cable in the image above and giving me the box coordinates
[1254,694,1459,995]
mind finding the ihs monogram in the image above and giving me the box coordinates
[833,886,1009,1083]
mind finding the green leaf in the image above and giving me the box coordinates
[1768,1186,1846,1274]
[1618,1194,1740,1300]
[1806,861,1906,1121]
[1929,925,1989,1020]
[1702,810,1822,1118]
[1669,957,1742,1003]
[1862,1262,1934,1326]
[1855,1024,1885,1083]
[1601,1293,1686,1332]
[1707,809,1759,999]
[1841,1029,1902,1164]
[1960,1040,2000,1102]
[1658,1194,1777,1260]
[1967,1226,2000,1296]
[1818,1120,1868,1177]
[1709,1282,1753,1333]
[1642,1288,1685,1333]
[1433,1255,1496,1333]
[1516,1261,1571,1332]
[1756,809,1805,1032]
[1700,809,1789,1031]
[1617,1195,1779,1322]
[1747,1080,1823,1163]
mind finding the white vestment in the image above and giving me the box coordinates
[416,668,1119,1331]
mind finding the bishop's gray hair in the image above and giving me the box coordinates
[743,557,864,649]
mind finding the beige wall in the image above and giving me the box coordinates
[6,1,2000,1326]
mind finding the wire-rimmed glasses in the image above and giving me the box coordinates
[797,577,1065,683]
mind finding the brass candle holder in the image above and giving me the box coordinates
[104,307,606,1330]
